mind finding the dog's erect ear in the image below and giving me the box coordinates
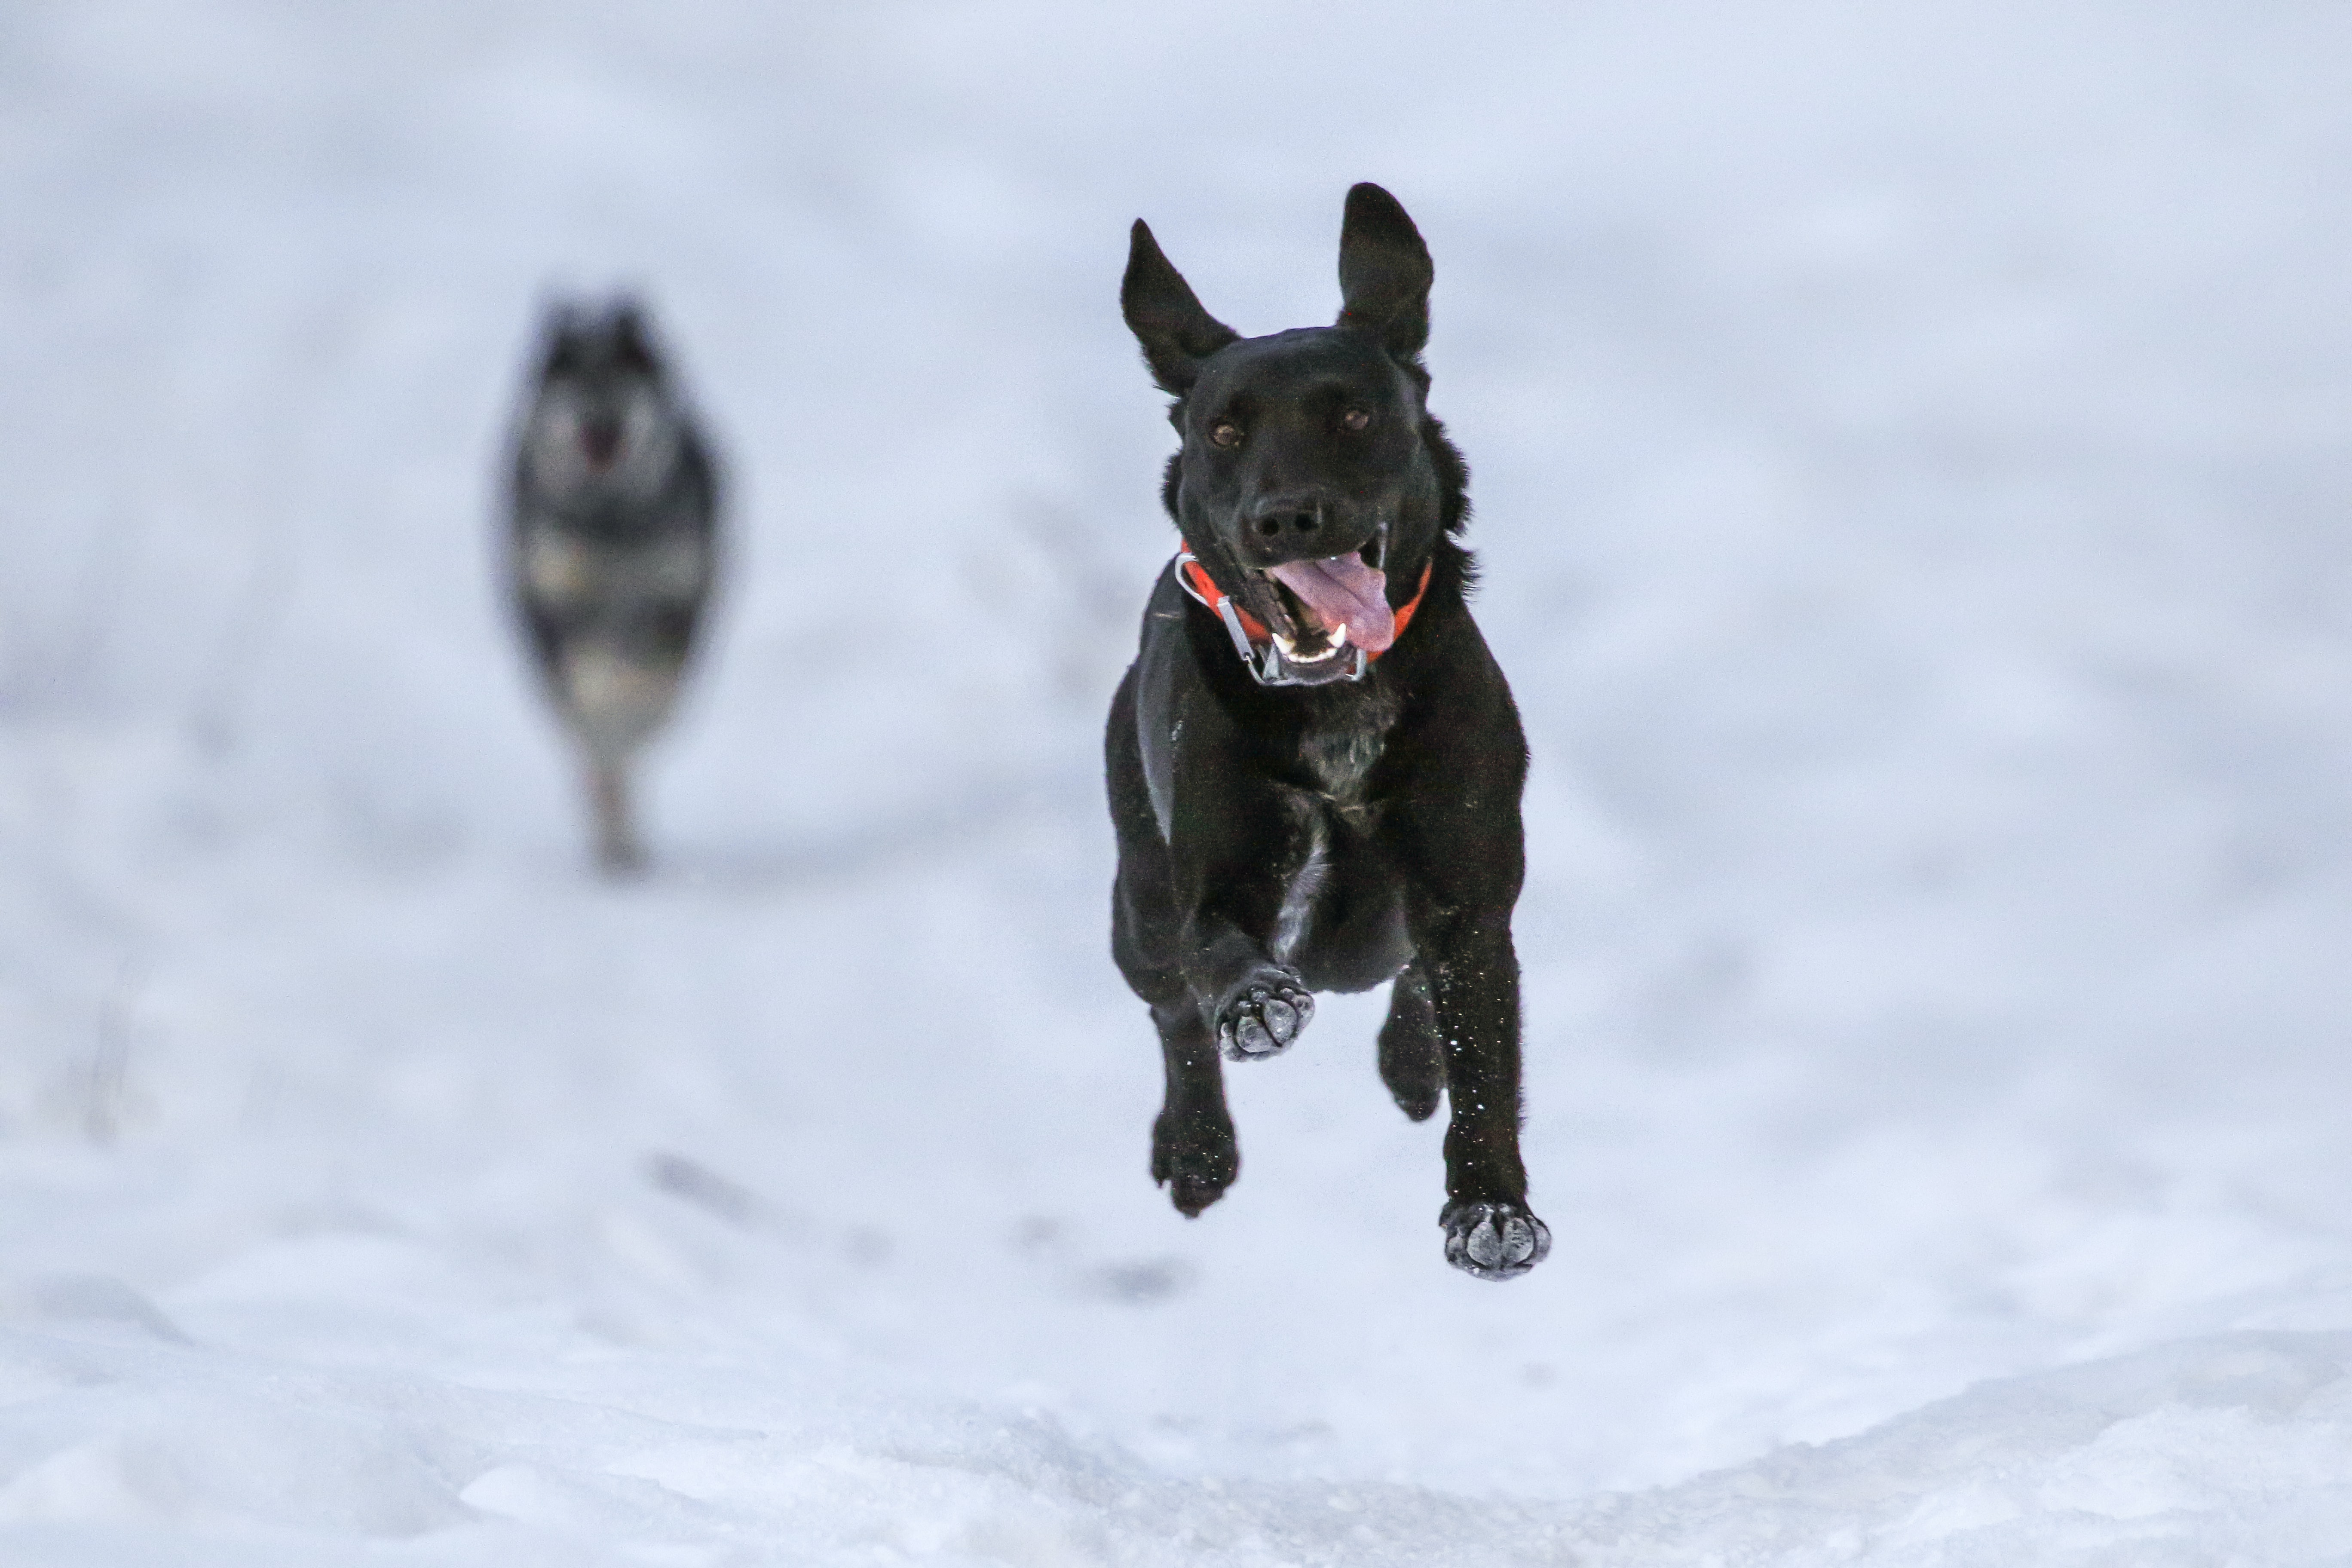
[1336,183,1433,361]
[1122,219,1239,395]
[606,298,661,375]
[536,300,590,375]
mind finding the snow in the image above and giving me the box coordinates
[6,0,2352,1562]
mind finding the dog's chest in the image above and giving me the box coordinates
[1300,723,1386,805]
[1295,684,1402,820]
[520,524,706,610]
[1266,694,1400,962]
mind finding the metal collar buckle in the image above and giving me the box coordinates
[1175,548,1370,688]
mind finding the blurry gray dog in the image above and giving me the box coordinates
[507,298,720,874]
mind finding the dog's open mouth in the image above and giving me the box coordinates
[580,417,622,471]
[1258,546,1393,664]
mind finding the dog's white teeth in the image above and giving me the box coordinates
[1273,628,1344,664]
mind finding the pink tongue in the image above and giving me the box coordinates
[1267,551,1394,653]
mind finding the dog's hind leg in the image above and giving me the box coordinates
[1377,959,1444,1122]
[588,760,644,877]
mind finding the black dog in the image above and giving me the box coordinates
[1105,184,1548,1280]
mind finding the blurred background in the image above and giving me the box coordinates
[3,2,2351,1560]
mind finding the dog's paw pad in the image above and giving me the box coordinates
[1216,980,1313,1061]
[1442,1200,1551,1281]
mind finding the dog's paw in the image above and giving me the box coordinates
[1152,1109,1238,1217]
[1441,1200,1551,1281]
[1214,972,1313,1061]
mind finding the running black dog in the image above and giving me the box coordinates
[1105,184,1548,1279]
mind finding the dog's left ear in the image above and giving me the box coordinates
[1336,183,1433,361]
[607,298,662,375]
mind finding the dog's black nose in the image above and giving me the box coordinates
[1249,503,1325,547]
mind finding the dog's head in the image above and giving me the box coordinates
[522,297,684,498]
[1122,184,1449,675]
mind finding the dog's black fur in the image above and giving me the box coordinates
[1106,184,1548,1279]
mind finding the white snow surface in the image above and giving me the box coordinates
[6,2,2352,1562]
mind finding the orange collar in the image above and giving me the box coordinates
[1174,541,1431,664]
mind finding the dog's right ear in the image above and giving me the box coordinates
[1121,220,1239,396]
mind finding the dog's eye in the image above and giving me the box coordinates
[1341,408,1371,432]
[1208,421,1242,449]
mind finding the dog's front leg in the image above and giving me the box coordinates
[1416,906,1548,1278]
[1184,918,1315,1062]
[1170,780,1317,1064]
[1109,670,1248,1215]
[1387,745,1550,1280]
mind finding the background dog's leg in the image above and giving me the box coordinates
[1149,998,1237,1216]
[1377,958,1443,1121]
[588,761,644,877]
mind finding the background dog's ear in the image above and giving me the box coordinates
[536,299,590,376]
[1336,183,1433,361]
[606,297,662,376]
[1122,220,1239,395]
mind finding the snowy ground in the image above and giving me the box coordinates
[6,2,2352,1562]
